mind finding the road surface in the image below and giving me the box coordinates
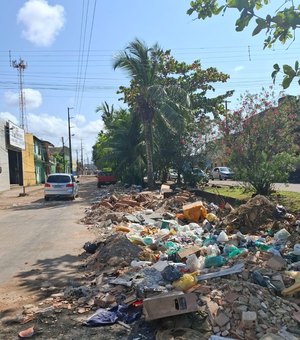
[0,176,96,312]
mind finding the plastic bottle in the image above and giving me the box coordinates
[255,241,270,251]
[204,255,226,268]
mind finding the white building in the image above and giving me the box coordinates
[0,119,10,192]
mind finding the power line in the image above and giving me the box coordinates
[78,0,98,114]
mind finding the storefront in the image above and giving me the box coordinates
[6,121,25,186]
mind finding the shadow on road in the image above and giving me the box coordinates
[15,253,86,299]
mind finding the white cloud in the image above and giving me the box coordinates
[74,114,86,124]
[0,112,18,124]
[17,0,65,47]
[234,65,245,72]
[4,89,42,109]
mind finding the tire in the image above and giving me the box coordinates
[71,195,75,200]
[44,196,49,201]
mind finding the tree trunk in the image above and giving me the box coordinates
[143,120,155,189]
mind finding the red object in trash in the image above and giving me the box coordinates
[18,326,34,338]
[219,201,225,209]
[132,300,143,307]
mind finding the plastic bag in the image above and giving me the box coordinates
[217,231,229,242]
[172,272,198,292]
[204,255,226,268]
[186,254,201,272]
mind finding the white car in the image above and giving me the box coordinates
[211,167,234,180]
[44,173,79,201]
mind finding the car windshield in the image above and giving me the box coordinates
[98,171,112,176]
[219,167,231,172]
[47,175,71,183]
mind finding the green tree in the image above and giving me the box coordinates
[217,88,299,195]
[93,106,145,185]
[187,0,300,88]
[113,38,190,189]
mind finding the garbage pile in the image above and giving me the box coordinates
[23,190,300,339]
[76,190,300,339]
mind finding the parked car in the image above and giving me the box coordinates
[211,166,234,180]
[97,170,117,188]
[168,169,183,182]
[44,173,79,201]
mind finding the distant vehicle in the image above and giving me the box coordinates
[191,168,209,183]
[44,173,79,201]
[168,169,183,181]
[97,170,117,188]
[168,169,178,181]
[211,167,234,180]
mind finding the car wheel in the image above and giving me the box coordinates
[44,196,49,201]
[71,195,75,200]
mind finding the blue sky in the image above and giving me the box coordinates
[0,0,299,162]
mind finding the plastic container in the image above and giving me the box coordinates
[274,228,291,241]
[204,255,226,268]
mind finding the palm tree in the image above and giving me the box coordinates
[113,38,189,188]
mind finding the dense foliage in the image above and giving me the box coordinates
[217,88,299,195]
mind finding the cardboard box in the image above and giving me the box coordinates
[143,291,199,321]
[183,201,207,222]
[177,245,201,261]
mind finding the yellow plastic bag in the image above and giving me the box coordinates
[172,272,198,292]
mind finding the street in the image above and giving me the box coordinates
[0,176,96,313]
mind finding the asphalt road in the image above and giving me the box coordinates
[210,180,300,193]
[0,177,95,311]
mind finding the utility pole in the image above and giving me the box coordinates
[67,107,73,174]
[11,58,27,130]
[76,149,79,175]
[80,138,84,175]
[62,137,65,172]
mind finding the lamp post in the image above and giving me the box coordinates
[67,107,73,174]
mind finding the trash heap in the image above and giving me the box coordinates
[78,190,300,339]
[26,190,300,339]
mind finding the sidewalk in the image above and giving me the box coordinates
[0,184,44,199]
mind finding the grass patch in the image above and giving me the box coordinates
[204,186,251,201]
[270,191,300,214]
[204,186,300,214]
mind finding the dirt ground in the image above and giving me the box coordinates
[0,176,151,340]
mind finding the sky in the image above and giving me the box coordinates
[0,0,299,164]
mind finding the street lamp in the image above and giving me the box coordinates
[67,107,74,174]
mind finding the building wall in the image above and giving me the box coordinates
[22,133,36,186]
[0,121,10,192]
